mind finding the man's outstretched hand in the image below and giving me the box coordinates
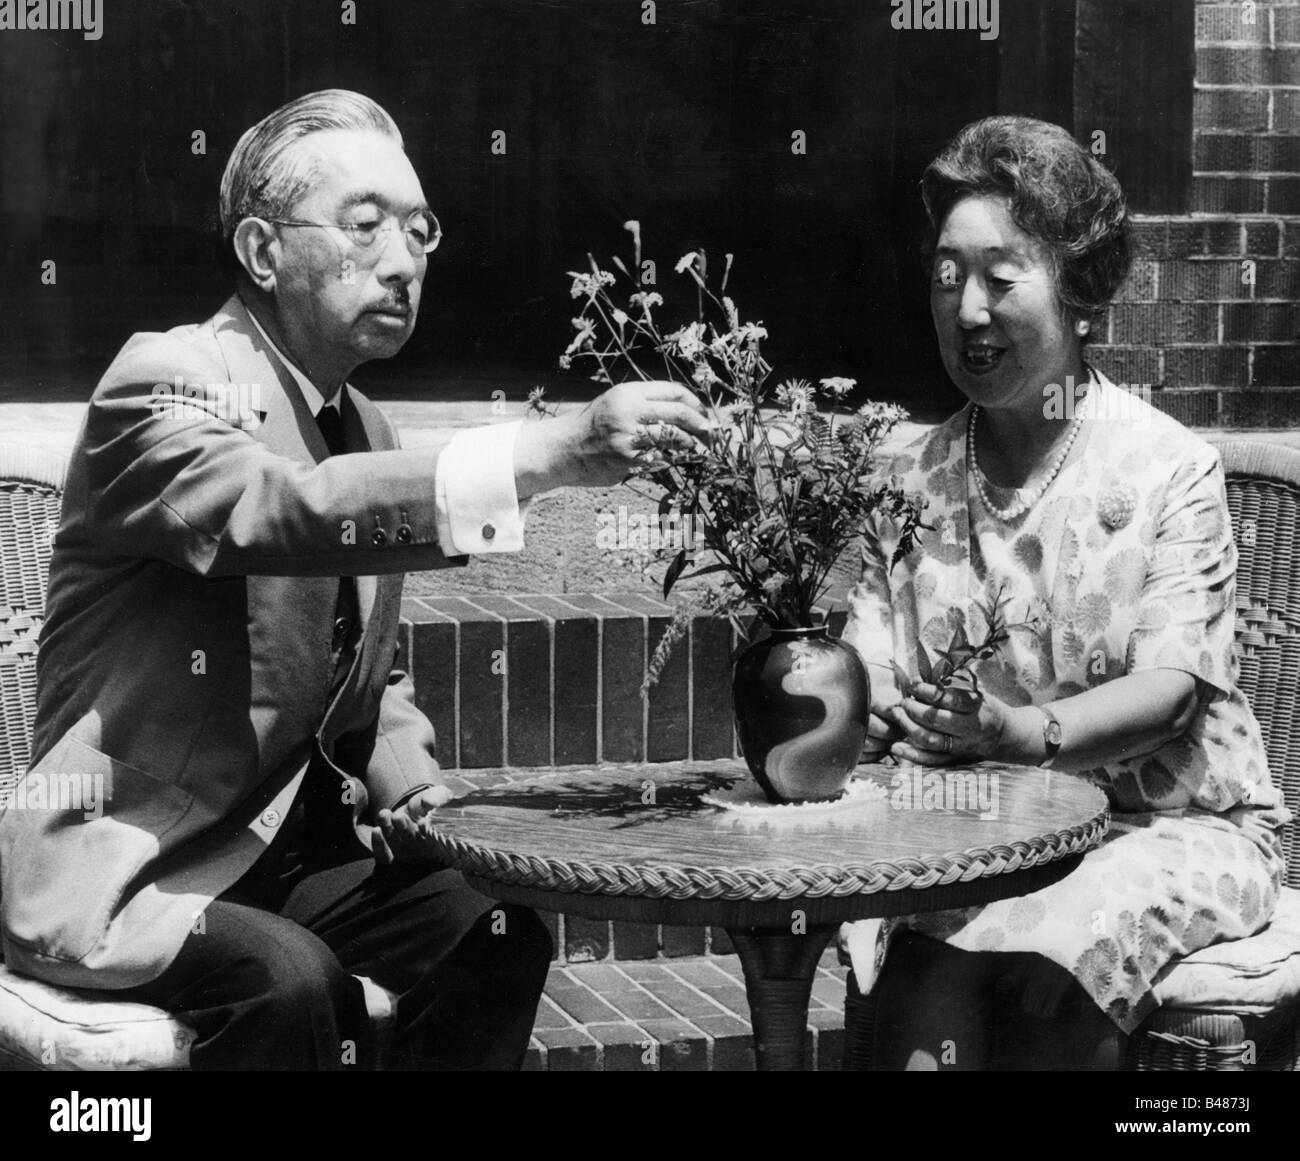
[514,381,712,494]
[373,784,454,867]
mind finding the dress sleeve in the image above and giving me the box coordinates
[1125,445,1237,695]
[841,514,901,707]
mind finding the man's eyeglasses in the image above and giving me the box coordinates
[269,209,442,258]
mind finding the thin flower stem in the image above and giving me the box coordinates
[587,293,652,382]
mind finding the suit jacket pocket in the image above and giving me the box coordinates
[0,734,194,965]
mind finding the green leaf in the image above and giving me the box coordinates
[915,640,933,684]
[891,660,915,699]
[662,550,688,599]
[946,645,977,669]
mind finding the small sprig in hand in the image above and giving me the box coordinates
[891,584,1038,699]
[876,584,1050,765]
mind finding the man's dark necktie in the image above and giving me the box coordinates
[316,403,347,458]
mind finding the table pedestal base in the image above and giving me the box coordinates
[728,925,837,1071]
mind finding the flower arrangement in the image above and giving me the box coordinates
[560,222,927,687]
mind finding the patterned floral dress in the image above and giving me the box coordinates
[842,372,1292,1034]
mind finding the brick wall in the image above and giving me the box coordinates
[1090,0,1300,425]
[397,593,849,772]
[396,594,850,969]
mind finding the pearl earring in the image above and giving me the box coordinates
[1075,319,1090,337]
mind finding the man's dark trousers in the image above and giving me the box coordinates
[119,761,552,1071]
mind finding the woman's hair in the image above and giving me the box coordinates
[219,89,403,242]
[921,116,1131,333]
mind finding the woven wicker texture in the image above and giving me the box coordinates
[426,761,1108,913]
[430,759,1107,1071]
[0,445,66,808]
[843,438,1300,1072]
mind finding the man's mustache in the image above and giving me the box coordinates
[366,293,414,316]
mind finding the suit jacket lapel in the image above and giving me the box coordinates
[212,294,333,465]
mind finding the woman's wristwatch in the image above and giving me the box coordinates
[1038,705,1063,768]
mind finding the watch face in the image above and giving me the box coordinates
[1045,720,1063,745]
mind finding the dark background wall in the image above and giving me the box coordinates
[1,0,1199,415]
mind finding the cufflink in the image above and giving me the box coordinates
[396,510,412,544]
[371,516,387,547]
[482,523,496,541]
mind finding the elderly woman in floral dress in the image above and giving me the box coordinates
[842,116,1292,1070]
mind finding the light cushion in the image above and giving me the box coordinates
[0,966,399,1070]
[0,966,193,1070]
[1152,886,1300,1013]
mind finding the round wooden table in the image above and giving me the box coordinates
[425,759,1109,1070]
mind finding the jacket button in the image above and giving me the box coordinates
[481,523,496,541]
[395,524,413,544]
[333,616,351,642]
[371,527,387,547]
[260,809,281,828]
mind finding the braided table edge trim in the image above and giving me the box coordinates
[426,809,1110,903]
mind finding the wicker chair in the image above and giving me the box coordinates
[0,444,64,817]
[0,442,397,1070]
[843,438,1300,1072]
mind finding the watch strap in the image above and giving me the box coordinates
[1039,705,1062,768]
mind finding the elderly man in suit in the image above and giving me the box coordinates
[0,89,707,1070]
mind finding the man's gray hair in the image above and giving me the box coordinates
[219,89,402,242]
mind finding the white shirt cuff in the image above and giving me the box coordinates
[435,421,528,554]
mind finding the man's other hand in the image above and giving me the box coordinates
[515,381,712,493]
[372,784,453,866]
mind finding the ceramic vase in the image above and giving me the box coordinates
[732,625,870,803]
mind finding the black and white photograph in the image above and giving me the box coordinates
[0,0,1296,1132]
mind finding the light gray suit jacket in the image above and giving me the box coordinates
[1,294,466,989]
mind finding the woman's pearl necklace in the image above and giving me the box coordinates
[967,380,1092,522]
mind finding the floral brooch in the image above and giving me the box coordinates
[1097,481,1138,531]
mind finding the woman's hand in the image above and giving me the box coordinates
[888,680,1013,765]
[861,692,905,760]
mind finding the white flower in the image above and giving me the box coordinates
[737,323,768,348]
[611,308,629,328]
[667,321,707,360]
[693,363,721,389]
[675,252,700,275]
[629,291,663,318]
[568,270,616,299]
[775,380,812,412]
[818,377,856,399]
[558,354,573,370]
[708,333,735,359]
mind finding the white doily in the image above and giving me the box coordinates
[701,775,888,818]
